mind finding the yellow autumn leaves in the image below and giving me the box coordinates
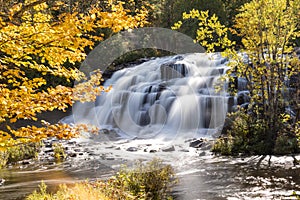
[0,0,148,149]
[172,9,235,52]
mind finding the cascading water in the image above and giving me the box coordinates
[66,53,235,139]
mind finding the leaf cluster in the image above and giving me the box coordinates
[0,0,148,149]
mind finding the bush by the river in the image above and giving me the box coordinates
[26,158,177,200]
[213,109,300,156]
[0,143,41,168]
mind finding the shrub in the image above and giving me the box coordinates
[0,142,41,168]
[213,109,300,156]
[52,143,67,162]
[26,181,110,200]
[26,159,177,200]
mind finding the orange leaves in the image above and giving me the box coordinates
[95,2,149,33]
[0,0,148,79]
[0,0,148,150]
[0,123,98,148]
[73,70,111,102]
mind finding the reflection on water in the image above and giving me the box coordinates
[0,159,115,200]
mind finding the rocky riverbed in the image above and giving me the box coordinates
[0,133,300,200]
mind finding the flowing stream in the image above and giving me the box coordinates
[0,53,299,200]
[68,53,232,139]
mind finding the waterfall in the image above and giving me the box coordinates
[66,53,234,139]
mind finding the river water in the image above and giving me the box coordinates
[0,137,299,200]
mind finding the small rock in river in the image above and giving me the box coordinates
[149,149,157,153]
[189,139,204,148]
[126,147,138,152]
[22,160,31,165]
[199,152,206,156]
[69,153,77,157]
[179,149,189,152]
[161,145,175,152]
[0,179,5,186]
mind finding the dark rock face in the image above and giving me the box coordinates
[189,139,204,148]
[161,63,188,80]
[160,56,186,81]
[102,58,153,81]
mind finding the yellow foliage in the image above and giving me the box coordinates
[0,0,148,149]
[172,9,235,52]
[173,0,300,133]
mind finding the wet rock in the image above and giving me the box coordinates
[44,142,52,148]
[67,141,76,145]
[161,145,175,152]
[199,152,206,156]
[99,129,110,134]
[69,153,77,158]
[115,147,121,150]
[179,149,189,152]
[44,148,53,154]
[149,149,157,153]
[189,139,204,148]
[0,178,5,186]
[126,147,138,152]
[22,160,31,165]
[200,142,212,151]
[88,152,96,156]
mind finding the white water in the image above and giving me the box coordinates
[66,53,231,139]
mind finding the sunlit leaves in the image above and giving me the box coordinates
[173,0,300,138]
[172,9,235,52]
[0,0,148,149]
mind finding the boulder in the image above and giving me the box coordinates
[189,139,204,148]
[126,147,138,152]
[161,145,175,152]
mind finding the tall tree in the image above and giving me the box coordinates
[0,0,148,149]
[173,0,300,154]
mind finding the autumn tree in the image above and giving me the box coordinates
[173,0,300,154]
[0,0,148,149]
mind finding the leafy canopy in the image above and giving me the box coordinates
[0,0,148,149]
